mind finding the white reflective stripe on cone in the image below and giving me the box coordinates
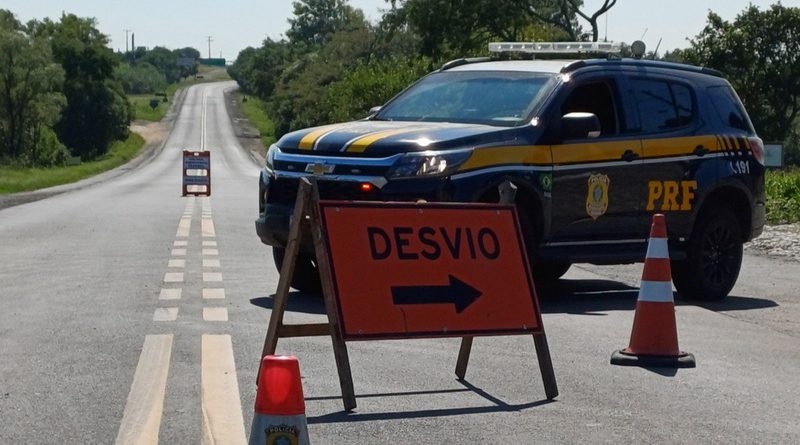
[637,280,674,303]
[645,237,669,259]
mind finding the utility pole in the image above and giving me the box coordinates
[123,28,132,53]
[205,36,213,59]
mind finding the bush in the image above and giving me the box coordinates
[323,57,431,122]
[31,127,70,167]
[765,168,800,224]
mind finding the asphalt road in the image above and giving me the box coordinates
[1,81,798,444]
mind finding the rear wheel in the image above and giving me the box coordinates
[272,247,322,294]
[672,208,743,301]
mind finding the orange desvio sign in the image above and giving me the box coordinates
[319,201,543,340]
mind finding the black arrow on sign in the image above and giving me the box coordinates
[391,275,482,314]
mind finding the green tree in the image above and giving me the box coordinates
[323,56,430,122]
[140,46,182,84]
[30,14,131,160]
[681,4,800,143]
[0,10,67,165]
[115,62,167,94]
[287,0,367,49]
[228,39,291,99]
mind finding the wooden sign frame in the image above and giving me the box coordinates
[260,178,557,411]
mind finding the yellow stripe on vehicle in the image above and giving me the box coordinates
[298,124,345,150]
[346,127,429,153]
[642,135,720,157]
[458,145,552,172]
[552,140,637,164]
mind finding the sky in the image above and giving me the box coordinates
[2,0,798,61]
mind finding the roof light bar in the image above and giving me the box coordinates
[488,41,622,54]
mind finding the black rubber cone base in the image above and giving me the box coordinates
[610,349,696,368]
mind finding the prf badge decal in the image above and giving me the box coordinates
[586,173,610,220]
[266,425,299,445]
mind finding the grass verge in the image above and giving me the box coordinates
[235,92,276,146]
[765,168,800,224]
[0,133,145,194]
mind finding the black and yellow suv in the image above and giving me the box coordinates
[256,41,765,301]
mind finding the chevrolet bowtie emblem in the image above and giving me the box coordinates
[306,162,335,175]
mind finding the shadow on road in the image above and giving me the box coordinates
[537,279,778,314]
[249,279,779,318]
[306,380,554,424]
[249,292,326,315]
[538,278,639,314]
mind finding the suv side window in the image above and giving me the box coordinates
[707,85,754,133]
[631,79,695,132]
[560,81,619,136]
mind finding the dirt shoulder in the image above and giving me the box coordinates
[223,86,267,166]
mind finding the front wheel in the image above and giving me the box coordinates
[671,208,743,301]
[272,247,322,294]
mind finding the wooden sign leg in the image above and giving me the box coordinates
[260,181,312,365]
[533,334,559,400]
[308,179,357,411]
[455,337,473,380]
[455,180,518,379]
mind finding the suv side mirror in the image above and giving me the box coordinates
[368,106,382,118]
[561,112,601,140]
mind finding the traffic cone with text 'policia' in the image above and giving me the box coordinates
[249,355,311,445]
[611,214,696,368]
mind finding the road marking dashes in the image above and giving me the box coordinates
[201,218,216,238]
[176,217,191,238]
[202,248,219,256]
[203,272,223,282]
[202,240,217,247]
[163,272,184,283]
[203,307,229,321]
[174,240,188,247]
[203,288,226,299]
[153,307,179,321]
[168,259,186,268]
[159,288,182,300]
[115,335,173,445]
[201,335,247,445]
[203,259,221,268]
[171,248,187,256]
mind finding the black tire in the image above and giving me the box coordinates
[513,198,569,285]
[535,262,571,283]
[272,247,322,294]
[672,208,743,301]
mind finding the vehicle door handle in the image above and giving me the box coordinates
[693,145,709,157]
[621,150,639,162]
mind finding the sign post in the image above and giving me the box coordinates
[260,178,557,411]
[182,150,211,196]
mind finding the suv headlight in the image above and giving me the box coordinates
[265,144,279,173]
[387,149,473,178]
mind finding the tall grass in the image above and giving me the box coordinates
[235,93,276,147]
[765,168,800,224]
[0,133,145,194]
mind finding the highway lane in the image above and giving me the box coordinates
[1,80,799,444]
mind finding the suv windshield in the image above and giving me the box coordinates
[376,71,554,126]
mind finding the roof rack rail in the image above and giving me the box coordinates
[440,57,492,71]
[560,59,724,78]
[488,41,622,55]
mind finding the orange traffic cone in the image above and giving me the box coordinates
[611,214,696,368]
[249,355,311,445]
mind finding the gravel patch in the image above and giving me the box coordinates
[745,223,800,262]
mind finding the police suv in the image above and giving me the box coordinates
[256,41,765,301]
